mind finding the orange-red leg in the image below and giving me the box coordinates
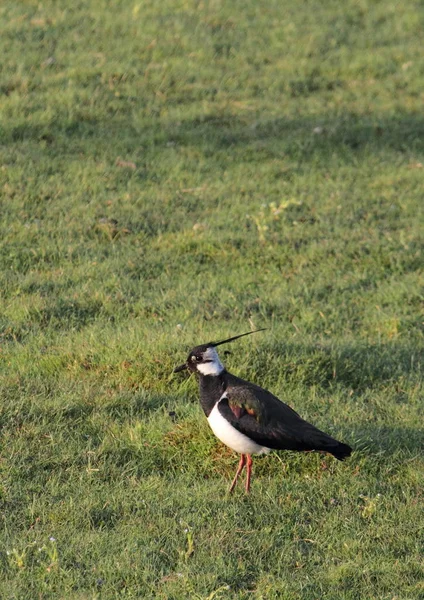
[245,454,253,493]
[229,454,246,494]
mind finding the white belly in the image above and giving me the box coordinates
[207,402,270,455]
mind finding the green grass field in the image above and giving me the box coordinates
[1,0,423,598]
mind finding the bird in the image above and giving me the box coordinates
[174,329,352,493]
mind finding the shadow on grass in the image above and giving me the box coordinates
[162,112,424,158]
[251,339,423,392]
[103,391,172,422]
[3,111,424,165]
[339,423,423,455]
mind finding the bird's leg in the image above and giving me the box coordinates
[245,454,253,493]
[229,454,246,494]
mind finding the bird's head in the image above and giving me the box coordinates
[173,329,266,377]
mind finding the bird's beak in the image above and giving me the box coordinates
[173,363,188,373]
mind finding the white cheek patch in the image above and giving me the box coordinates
[196,347,224,376]
[197,360,224,376]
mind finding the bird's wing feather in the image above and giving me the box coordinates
[221,373,343,453]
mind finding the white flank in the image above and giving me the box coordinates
[196,347,224,376]
[207,399,271,455]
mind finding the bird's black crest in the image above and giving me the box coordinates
[210,328,267,348]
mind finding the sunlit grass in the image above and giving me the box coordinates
[1,0,423,598]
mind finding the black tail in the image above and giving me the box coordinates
[300,423,352,461]
[330,442,352,461]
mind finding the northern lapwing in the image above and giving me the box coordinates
[174,330,352,493]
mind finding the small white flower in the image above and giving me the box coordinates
[49,536,56,542]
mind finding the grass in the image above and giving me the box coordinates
[1,0,423,597]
